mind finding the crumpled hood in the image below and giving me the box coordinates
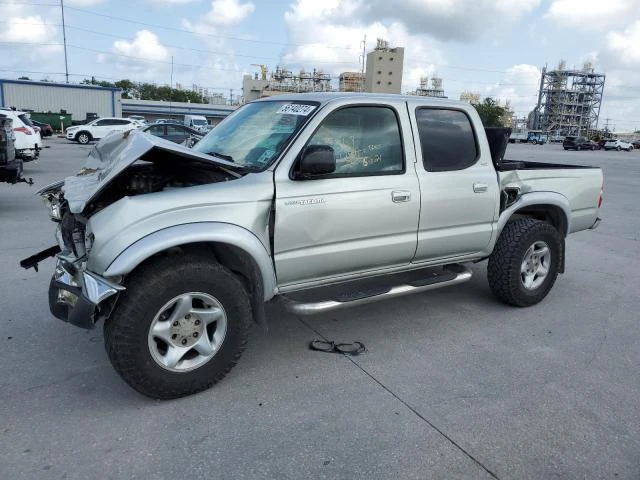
[60,130,237,214]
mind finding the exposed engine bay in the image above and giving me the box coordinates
[85,158,237,215]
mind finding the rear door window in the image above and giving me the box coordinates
[415,108,478,172]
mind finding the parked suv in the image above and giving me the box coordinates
[603,139,634,151]
[0,109,42,160]
[65,117,138,144]
[563,136,596,151]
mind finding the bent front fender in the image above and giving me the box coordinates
[102,222,277,301]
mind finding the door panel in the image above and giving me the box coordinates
[408,103,499,262]
[273,104,420,286]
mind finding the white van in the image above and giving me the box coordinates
[184,115,209,133]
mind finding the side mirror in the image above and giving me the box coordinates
[298,145,336,178]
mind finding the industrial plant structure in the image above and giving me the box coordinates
[534,62,605,137]
[408,76,446,98]
[459,91,480,104]
[242,66,334,102]
[339,72,365,92]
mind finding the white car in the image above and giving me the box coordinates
[65,117,138,144]
[604,139,634,151]
[0,108,42,161]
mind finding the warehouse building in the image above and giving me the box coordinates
[121,99,235,126]
[0,78,122,121]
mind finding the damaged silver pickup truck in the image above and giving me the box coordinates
[22,94,603,399]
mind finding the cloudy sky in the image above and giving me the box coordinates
[1,0,640,131]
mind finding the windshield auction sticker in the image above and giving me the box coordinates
[277,104,316,116]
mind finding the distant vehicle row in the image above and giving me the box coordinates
[562,136,636,152]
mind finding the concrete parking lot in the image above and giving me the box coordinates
[1,138,639,479]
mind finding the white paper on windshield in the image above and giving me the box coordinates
[276,104,316,116]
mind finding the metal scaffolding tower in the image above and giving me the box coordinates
[535,63,605,137]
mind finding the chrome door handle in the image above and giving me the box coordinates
[473,183,489,193]
[392,190,411,202]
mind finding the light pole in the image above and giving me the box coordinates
[60,0,69,83]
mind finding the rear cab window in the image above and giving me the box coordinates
[415,108,478,172]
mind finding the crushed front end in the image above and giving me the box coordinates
[21,181,124,329]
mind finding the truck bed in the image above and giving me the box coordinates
[498,159,600,171]
[497,160,603,234]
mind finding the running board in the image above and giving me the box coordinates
[282,264,472,315]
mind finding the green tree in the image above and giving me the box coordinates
[80,78,213,104]
[472,98,507,127]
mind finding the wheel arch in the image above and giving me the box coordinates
[497,192,569,273]
[103,223,278,327]
[498,192,570,238]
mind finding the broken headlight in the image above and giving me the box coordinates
[42,192,63,222]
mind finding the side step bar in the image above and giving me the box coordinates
[282,264,472,315]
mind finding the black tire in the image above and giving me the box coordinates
[76,132,91,144]
[576,145,581,151]
[564,147,569,150]
[487,218,562,307]
[104,254,251,399]
[617,146,621,151]
[532,139,538,145]
[591,146,595,151]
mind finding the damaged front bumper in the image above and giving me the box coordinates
[22,247,126,329]
[48,258,125,329]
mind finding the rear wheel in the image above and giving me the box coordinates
[628,147,634,152]
[532,139,538,145]
[576,145,581,151]
[617,146,622,151]
[591,145,595,151]
[488,218,562,307]
[104,255,251,399]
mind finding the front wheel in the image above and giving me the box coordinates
[628,147,634,152]
[576,145,581,151]
[487,218,562,307]
[617,146,621,151]
[532,139,538,145]
[591,146,595,151]
[76,132,91,144]
[104,255,251,399]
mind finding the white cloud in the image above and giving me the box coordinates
[485,64,542,116]
[357,0,542,41]
[282,1,446,92]
[5,16,57,44]
[97,30,171,79]
[545,0,639,30]
[607,20,640,68]
[172,0,254,91]
[112,30,170,63]
[64,0,105,5]
[151,0,201,4]
[202,0,255,26]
